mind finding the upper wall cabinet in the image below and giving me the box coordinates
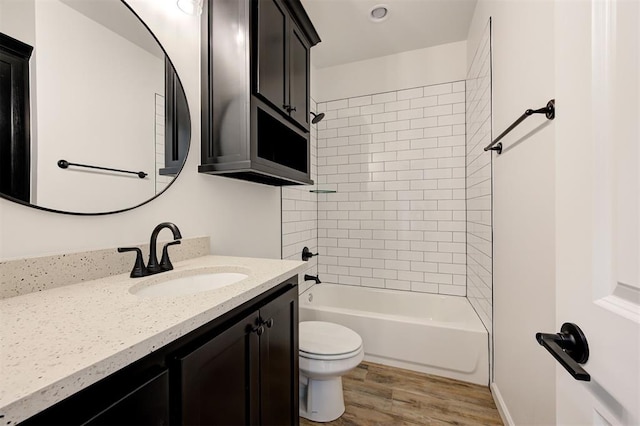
[199,0,320,186]
[255,0,309,130]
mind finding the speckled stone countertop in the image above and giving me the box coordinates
[0,255,306,425]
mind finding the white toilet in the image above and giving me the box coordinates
[299,321,364,422]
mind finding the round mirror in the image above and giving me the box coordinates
[0,0,190,215]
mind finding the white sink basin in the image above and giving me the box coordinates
[131,270,249,298]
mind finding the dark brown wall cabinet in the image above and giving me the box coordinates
[199,0,320,186]
[0,32,33,203]
[23,280,299,426]
[255,0,309,130]
[159,57,190,177]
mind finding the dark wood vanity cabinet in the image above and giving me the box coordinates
[22,279,298,426]
[85,370,170,426]
[179,310,260,425]
[258,284,299,425]
[179,284,298,425]
[199,0,320,186]
[22,367,171,426]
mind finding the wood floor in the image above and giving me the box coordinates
[300,362,503,426]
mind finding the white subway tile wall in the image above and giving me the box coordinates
[466,22,493,334]
[315,82,467,296]
[281,99,318,294]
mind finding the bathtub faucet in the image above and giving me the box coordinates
[304,274,321,284]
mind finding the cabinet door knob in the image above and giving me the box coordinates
[265,318,274,328]
[256,325,264,336]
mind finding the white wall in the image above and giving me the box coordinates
[313,41,467,102]
[34,0,162,212]
[0,0,281,262]
[0,0,35,45]
[467,1,556,425]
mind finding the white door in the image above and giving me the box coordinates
[555,0,640,424]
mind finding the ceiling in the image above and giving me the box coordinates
[300,0,477,69]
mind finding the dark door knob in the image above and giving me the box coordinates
[536,322,590,381]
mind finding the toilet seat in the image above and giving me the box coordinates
[300,346,362,361]
[299,321,363,360]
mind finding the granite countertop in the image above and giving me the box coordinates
[0,255,306,425]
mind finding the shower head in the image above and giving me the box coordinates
[310,112,325,124]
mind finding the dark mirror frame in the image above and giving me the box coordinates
[0,0,191,216]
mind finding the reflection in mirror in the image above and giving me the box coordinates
[0,0,190,214]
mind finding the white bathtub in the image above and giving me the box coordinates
[299,284,489,385]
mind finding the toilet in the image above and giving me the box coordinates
[299,321,364,422]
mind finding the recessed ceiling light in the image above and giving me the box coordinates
[369,5,389,23]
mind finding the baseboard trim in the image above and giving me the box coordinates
[491,382,515,426]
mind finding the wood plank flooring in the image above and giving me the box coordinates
[300,362,503,426]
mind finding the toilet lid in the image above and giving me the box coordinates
[299,321,362,357]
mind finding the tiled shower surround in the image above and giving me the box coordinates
[466,21,493,333]
[315,82,467,296]
[281,100,318,294]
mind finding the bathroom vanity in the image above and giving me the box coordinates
[0,256,305,425]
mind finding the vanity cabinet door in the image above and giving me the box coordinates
[179,311,261,426]
[21,368,170,426]
[259,285,299,426]
[84,370,170,426]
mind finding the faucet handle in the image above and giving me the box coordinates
[117,247,148,278]
[302,246,319,261]
[160,240,181,271]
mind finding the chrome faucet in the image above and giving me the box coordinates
[146,222,182,274]
[118,222,182,278]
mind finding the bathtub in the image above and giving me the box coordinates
[299,283,489,385]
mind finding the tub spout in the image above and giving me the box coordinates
[304,274,321,284]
